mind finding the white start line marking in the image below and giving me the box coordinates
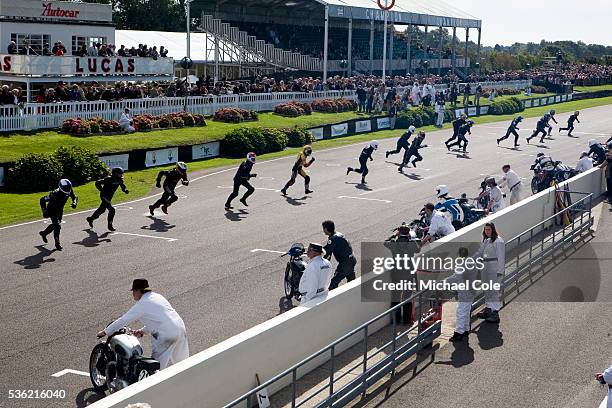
[52,369,89,378]
[250,249,285,254]
[111,232,178,242]
[217,186,281,192]
[337,196,392,203]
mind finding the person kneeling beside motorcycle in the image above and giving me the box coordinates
[298,243,333,303]
[97,279,189,370]
[421,203,455,244]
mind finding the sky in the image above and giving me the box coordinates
[453,0,612,46]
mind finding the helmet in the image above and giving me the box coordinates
[58,178,72,194]
[549,109,556,115]
[575,110,580,115]
[418,131,426,138]
[176,161,187,173]
[537,152,545,158]
[436,185,449,198]
[397,223,411,237]
[369,140,379,150]
[246,152,256,163]
[111,167,124,177]
[303,145,312,155]
[588,139,597,147]
[408,125,416,133]
[544,113,551,119]
[460,113,467,119]
[517,115,523,121]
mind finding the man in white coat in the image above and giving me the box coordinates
[486,178,506,213]
[575,151,594,173]
[299,243,333,303]
[596,365,612,408]
[410,82,421,106]
[97,279,189,369]
[119,108,135,133]
[499,165,523,205]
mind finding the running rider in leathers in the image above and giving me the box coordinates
[497,116,523,147]
[39,179,78,250]
[445,114,468,148]
[281,145,315,195]
[87,167,129,231]
[149,162,189,215]
[386,127,415,158]
[399,131,427,172]
[526,114,550,144]
[225,152,257,209]
[559,111,580,136]
[347,141,378,185]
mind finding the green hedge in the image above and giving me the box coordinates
[395,106,455,129]
[283,126,315,147]
[222,127,289,158]
[6,146,108,193]
[489,96,525,115]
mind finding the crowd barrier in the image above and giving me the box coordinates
[0,80,532,133]
[88,165,605,408]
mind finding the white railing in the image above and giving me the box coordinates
[0,80,532,133]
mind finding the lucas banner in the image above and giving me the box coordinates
[145,147,179,168]
[192,142,220,160]
[355,120,372,133]
[331,123,348,137]
[99,153,129,171]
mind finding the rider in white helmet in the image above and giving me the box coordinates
[347,140,378,185]
[433,185,464,227]
[225,152,257,209]
[386,126,416,158]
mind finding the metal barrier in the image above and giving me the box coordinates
[224,190,592,408]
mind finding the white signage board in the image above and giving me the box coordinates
[376,117,390,129]
[99,153,129,170]
[309,127,324,140]
[331,123,348,137]
[355,120,371,133]
[192,141,220,160]
[145,147,178,168]
[467,107,477,116]
[480,106,489,115]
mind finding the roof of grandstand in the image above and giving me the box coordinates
[196,0,480,28]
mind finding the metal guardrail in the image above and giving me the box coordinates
[224,190,593,408]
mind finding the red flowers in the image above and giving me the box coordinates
[214,108,258,123]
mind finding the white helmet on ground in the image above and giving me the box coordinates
[58,179,72,194]
[408,125,416,133]
[369,140,379,150]
[436,185,449,198]
[588,139,597,147]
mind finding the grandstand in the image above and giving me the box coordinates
[191,0,481,80]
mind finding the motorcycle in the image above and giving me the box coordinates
[530,161,577,194]
[457,195,487,228]
[282,243,308,301]
[89,326,160,393]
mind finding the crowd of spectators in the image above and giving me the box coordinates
[0,64,610,105]
[6,41,169,59]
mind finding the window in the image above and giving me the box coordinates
[10,33,51,55]
[72,36,107,55]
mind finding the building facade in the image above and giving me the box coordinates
[0,0,114,55]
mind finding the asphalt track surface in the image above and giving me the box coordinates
[1,105,611,407]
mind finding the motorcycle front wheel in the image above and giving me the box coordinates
[531,177,539,194]
[89,343,108,392]
[284,263,293,300]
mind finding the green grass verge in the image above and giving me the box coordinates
[573,84,612,93]
[0,111,366,163]
[2,95,611,227]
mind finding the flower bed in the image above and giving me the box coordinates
[274,101,313,117]
[311,98,357,113]
[213,107,258,123]
[61,112,206,136]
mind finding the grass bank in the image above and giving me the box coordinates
[0,111,365,163]
[2,95,611,227]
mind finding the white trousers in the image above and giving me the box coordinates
[152,331,190,369]
[483,263,502,311]
[436,111,444,126]
[509,187,522,205]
